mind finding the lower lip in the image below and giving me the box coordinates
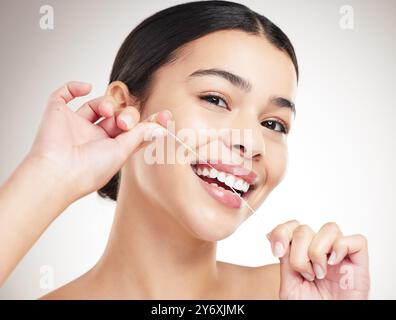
[197,178,243,209]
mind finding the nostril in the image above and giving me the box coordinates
[233,144,246,155]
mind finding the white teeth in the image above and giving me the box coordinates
[209,168,218,178]
[195,166,251,194]
[225,175,235,188]
[217,172,226,182]
[233,179,244,191]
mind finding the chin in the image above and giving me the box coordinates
[166,161,262,242]
[131,148,264,242]
[177,203,245,242]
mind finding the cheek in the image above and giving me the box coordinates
[171,104,215,135]
[264,141,288,189]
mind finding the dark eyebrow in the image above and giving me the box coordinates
[270,96,296,114]
[188,68,252,92]
[188,68,296,114]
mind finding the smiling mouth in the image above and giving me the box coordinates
[191,163,256,209]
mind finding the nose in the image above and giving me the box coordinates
[232,142,262,160]
[222,126,265,161]
[232,144,246,155]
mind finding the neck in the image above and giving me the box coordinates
[94,175,219,299]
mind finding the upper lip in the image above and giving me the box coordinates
[191,160,258,185]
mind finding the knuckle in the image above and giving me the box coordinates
[308,246,322,261]
[333,237,345,249]
[274,226,291,240]
[48,91,58,102]
[356,234,368,247]
[293,224,312,238]
[272,220,300,241]
[289,259,307,272]
[286,219,300,225]
[322,221,339,232]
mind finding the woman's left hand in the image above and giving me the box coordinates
[267,220,370,299]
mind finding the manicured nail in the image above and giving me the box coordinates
[157,110,172,127]
[151,127,168,139]
[161,110,172,120]
[328,251,337,265]
[313,263,325,279]
[273,242,285,258]
[301,272,315,282]
[120,115,133,129]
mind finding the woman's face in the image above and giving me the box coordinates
[123,30,297,241]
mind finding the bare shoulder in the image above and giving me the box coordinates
[40,262,280,299]
[39,271,98,300]
[217,261,280,299]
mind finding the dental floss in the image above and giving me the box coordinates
[163,129,270,230]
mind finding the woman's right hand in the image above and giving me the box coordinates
[27,81,170,203]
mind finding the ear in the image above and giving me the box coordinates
[105,81,138,110]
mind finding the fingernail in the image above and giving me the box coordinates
[273,242,285,258]
[151,127,167,139]
[120,115,133,129]
[328,251,337,265]
[266,233,271,240]
[161,110,172,120]
[301,272,315,282]
[157,110,172,127]
[313,263,325,279]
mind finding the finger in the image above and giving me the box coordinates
[49,81,92,104]
[308,222,342,279]
[76,97,115,122]
[97,116,123,138]
[145,110,172,127]
[328,234,369,267]
[267,220,300,258]
[97,106,139,138]
[289,225,316,281]
[278,246,304,299]
[114,122,168,163]
[98,108,171,138]
[116,106,141,131]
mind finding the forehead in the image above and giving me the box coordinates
[164,29,297,99]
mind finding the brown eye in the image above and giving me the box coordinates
[261,120,287,133]
[200,94,229,109]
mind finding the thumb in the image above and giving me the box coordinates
[114,121,167,163]
[278,247,303,299]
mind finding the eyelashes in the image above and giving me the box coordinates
[199,94,289,134]
[261,119,288,134]
[199,94,229,109]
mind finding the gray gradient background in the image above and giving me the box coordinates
[0,0,395,299]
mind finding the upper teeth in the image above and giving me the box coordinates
[195,166,250,193]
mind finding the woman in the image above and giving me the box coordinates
[0,1,369,299]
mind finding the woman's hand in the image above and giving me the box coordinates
[27,81,169,202]
[0,81,170,285]
[267,221,370,299]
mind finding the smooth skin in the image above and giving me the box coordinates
[0,81,168,286]
[0,30,369,299]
